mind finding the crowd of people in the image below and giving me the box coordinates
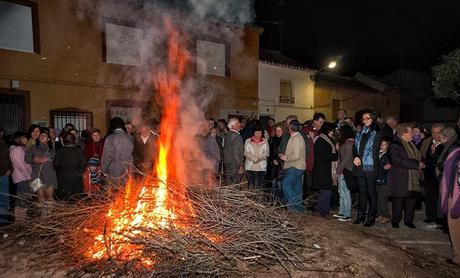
[0,110,460,266]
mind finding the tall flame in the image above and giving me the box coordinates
[88,18,195,265]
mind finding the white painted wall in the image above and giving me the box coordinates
[258,62,315,122]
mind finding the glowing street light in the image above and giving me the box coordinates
[327,61,337,69]
[310,60,338,81]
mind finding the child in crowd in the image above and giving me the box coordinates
[82,157,104,194]
[376,138,392,223]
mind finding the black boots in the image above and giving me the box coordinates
[353,213,375,227]
[364,216,375,227]
[353,213,365,224]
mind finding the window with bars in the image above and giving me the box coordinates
[50,108,92,133]
[0,91,27,134]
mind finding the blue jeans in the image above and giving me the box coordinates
[0,175,10,223]
[338,175,352,218]
[314,190,332,216]
[282,168,305,212]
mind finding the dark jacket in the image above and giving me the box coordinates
[381,124,395,141]
[133,134,157,173]
[269,136,283,179]
[388,138,420,198]
[422,139,444,182]
[223,130,244,168]
[336,139,354,175]
[376,151,389,184]
[54,145,87,200]
[0,138,12,175]
[312,136,338,191]
[353,127,383,178]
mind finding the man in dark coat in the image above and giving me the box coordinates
[388,123,425,229]
[419,123,445,223]
[54,133,87,201]
[311,122,338,217]
[223,118,244,184]
[133,121,157,174]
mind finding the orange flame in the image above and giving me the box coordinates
[88,18,195,266]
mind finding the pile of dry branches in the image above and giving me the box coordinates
[0,180,307,277]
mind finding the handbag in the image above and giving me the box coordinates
[30,148,49,193]
[343,168,359,193]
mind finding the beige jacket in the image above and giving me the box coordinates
[283,132,306,170]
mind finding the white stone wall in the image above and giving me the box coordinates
[258,62,315,123]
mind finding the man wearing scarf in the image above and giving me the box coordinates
[388,123,425,229]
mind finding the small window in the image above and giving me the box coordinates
[280,80,292,97]
[50,108,93,133]
[102,18,144,66]
[0,0,40,53]
[196,40,228,77]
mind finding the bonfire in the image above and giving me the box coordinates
[0,18,306,277]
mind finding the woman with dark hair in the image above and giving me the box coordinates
[312,122,339,217]
[54,132,86,201]
[25,130,57,213]
[335,125,356,221]
[84,128,104,160]
[244,125,270,189]
[26,124,41,148]
[9,132,32,222]
[353,110,383,227]
[217,119,228,138]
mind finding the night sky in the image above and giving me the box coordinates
[255,0,460,76]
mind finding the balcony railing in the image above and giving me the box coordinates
[279,96,295,104]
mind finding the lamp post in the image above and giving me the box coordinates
[310,60,337,81]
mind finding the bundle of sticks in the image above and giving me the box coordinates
[0,180,307,277]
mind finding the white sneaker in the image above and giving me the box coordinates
[339,217,352,222]
[333,214,344,218]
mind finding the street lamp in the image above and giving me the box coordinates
[310,60,338,81]
[327,61,337,69]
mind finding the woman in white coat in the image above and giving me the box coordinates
[244,126,270,189]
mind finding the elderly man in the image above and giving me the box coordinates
[420,123,445,224]
[223,118,244,184]
[280,120,306,212]
[133,121,157,173]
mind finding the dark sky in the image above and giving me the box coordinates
[255,0,460,76]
